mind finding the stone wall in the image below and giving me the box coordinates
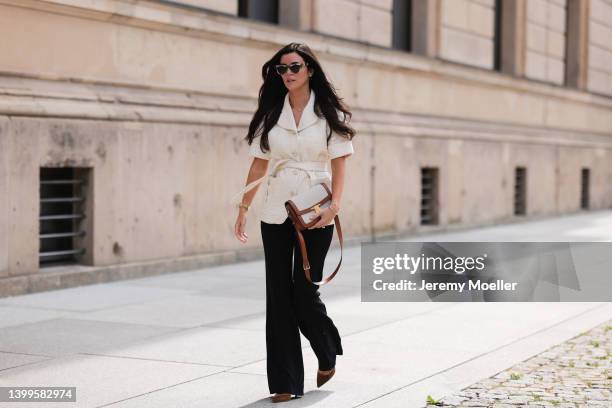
[588,0,612,96]
[525,0,567,84]
[439,0,496,69]
[0,0,611,295]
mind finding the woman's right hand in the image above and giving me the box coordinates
[234,211,248,243]
[234,158,268,243]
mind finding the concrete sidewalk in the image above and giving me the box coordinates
[0,210,611,408]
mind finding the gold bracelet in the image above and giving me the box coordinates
[238,203,250,212]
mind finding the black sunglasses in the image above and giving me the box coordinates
[275,62,308,76]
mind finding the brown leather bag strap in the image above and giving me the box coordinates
[293,215,343,286]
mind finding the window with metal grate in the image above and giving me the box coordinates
[420,167,439,225]
[39,167,87,266]
[514,166,527,216]
[581,168,590,210]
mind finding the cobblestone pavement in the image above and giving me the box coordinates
[425,319,612,408]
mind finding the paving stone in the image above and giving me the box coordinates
[434,319,611,408]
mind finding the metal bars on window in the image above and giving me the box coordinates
[581,168,590,209]
[514,167,527,216]
[39,167,87,266]
[420,167,439,225]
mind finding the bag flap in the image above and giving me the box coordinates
[290,184,329,210]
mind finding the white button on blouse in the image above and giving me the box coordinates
[242,88,354,225]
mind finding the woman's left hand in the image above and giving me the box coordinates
[309,207,336,229]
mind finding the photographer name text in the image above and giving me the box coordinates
[372,279,518,292]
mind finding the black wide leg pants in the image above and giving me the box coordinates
[260,217,344,396]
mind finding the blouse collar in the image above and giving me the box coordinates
[276,88,318,132]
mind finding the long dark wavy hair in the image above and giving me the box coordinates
[245,42,355,154]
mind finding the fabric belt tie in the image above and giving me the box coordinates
[230,159,329,206]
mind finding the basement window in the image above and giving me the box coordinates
[420,167,439,225]
[514,167,527,216]
[39,167,88,267]
[581,168,590,209]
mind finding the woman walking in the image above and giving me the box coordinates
[232,42,355,403]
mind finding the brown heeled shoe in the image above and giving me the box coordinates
[317,367,336,388]
[271,393,292,403]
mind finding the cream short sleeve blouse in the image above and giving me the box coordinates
[248,88,354,224]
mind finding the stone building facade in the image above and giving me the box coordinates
[1,0,611,296]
